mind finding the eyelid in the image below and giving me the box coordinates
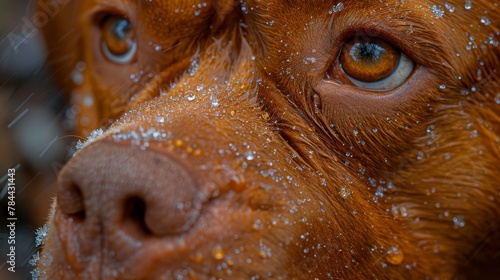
[332,26,423,67]
[87,3,133,29]
[101,39,137,64]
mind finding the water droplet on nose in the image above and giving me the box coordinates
[191,252,204,263]
[156,116,165,124]
[185,91,196,101]
[210,94,219,107]
[212,245,225,260]
[174,139,184,147]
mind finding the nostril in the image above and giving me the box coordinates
[57,181,86,222]
[123,196,151,235]
[56,141,205,241]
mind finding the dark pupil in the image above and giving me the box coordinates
[352,42,385,61]
[113,19,130,40]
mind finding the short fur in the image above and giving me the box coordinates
[37,0,499,279]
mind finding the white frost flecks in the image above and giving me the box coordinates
[75,128,104,151]
[373,186,385,204]
[188,57,199,76]
[453,215,466,228]
[31,225,50,279]
[444,2,455,12]
[112,126,173,146]
[35,224,48,247]
[29,251,39,267]
[329,2,344,14]
[303,57,317,65]
[210,93,219,107]
[430,5,445,18]
[30,251,48,280]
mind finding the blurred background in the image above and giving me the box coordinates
[1,0,76,279]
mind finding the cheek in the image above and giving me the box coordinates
[315,68,440,173]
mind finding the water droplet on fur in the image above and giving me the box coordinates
[400,206,408,217]
[494,94,500,104]
[445,3,455,12]
[464,0,472,10]
[253,219,263,230]
[244,152,255,161]
[328,2,344,14]
[386,246,404,265]
[339,186,352,200]
[453,215,465,228]
[262,112,270,120]
[480,16,491,26]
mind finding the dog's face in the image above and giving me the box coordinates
[37,0,499,279]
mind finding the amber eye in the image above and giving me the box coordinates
[334,36,414,91]
[101,16,136,64]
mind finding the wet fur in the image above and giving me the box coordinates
[37,0,499,279]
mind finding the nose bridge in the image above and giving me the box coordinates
[107,37,262,145]
[162,32,258,107]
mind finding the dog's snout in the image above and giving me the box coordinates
[56,140,203,239]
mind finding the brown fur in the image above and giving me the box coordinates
[37,0,499,279]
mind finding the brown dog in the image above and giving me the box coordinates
[35,0,499,279]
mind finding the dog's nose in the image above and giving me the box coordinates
[56,140,203,237]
